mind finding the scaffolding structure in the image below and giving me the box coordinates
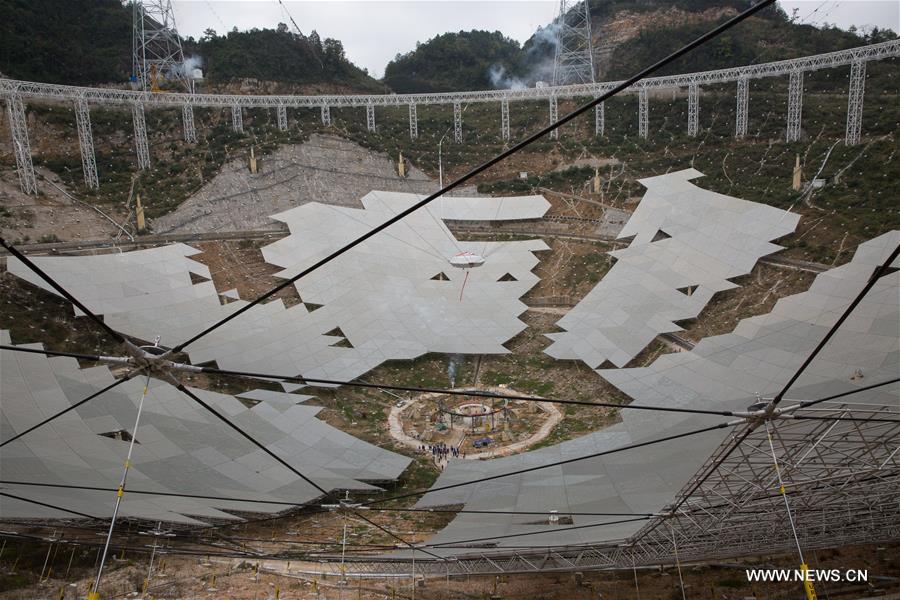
[786,70,804,142]
[408,103,417,139]
[4,95,37,195]
[552,0,596,86]
[283,400,898,577]
[595,101,604,136]
[181,104,197,143]
[277,105,288,132]
[638,89,648,139]
[132,0,189,92]
[687,83,699,137]
[735,77,749,138]
[845,61,866,146]
[231,105,243,133]
[132,103,151,170]
[74,99,98,189]
[1,42,897,189]
[366,104,376,133]
[549,96,559,140]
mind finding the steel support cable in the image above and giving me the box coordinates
[0,424,734,540]
[0,491,101,520]
[786,377,900,411]
[195,364,741,418]
[363,422,736,507]
[770,243,900,408]
[92,372,153,597]
[0,370,141,448]
[789,415,900,423]
[349,509,446,561]
[4,342,894,422]
[172,383,329,496]
[166,0,777,357]
[0,480,651,518]
[0,344,110,363]
[764,421,807,564]
[0,236,128,345]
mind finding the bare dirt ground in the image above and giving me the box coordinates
[5,540,897,599]
[0,167,123,243]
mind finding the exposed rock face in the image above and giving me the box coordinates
[593,7,739,78]
[153,134,475,234]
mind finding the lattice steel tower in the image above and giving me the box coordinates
[133,0,189,92]
[552,0,596,86]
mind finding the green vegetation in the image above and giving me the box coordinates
[384,30,523,92]
[0,0,131,84]
[384,1,897,92]
[604,9,898,82]
[183,26,382,91]
[0,1,381,91]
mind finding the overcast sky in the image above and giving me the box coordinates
[172,1,900,78]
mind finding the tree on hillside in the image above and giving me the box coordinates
[384,30,523,93]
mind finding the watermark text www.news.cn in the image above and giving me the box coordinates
[746,568,868,583]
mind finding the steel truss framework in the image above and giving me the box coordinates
[4,95,37,194]
[552,0,596,86]
[181,104,197,143]
[786,70,804,142]
[2,41,897,190]
[366,104,376,133]
[316,402,899,577]
[408,103,417,139]
[735,77,749,138]
[3,41,892,108]
[131,103,150,170]
[277,105,288,132]
[594,101,604,136]
[132,0,188,92]
[845,60,866,146]
[231,105,243,133]
[638,89,648,139]
[549,96,559,140]
[73,99,98,189]
[687,83,699,137]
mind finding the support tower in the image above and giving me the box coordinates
[133,0,189,92]
[552,0,596,86]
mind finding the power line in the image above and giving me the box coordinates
[166,0,778,356]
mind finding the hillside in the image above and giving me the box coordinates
[384,0,897,92]
[0,0,382,91]
[384,30,524,93]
